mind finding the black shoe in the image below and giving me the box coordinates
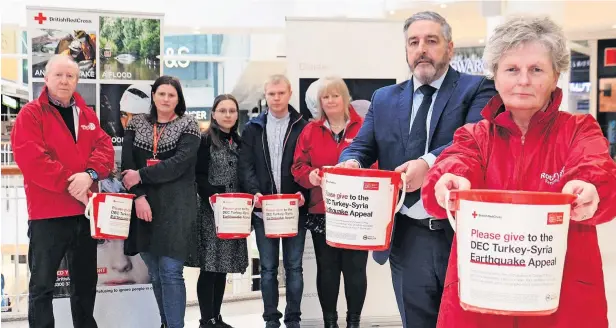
[199,318,217,328]
[285,322,300,328]
[324,312,339,328]
[215,314,234,328]
[265,321,280,328]
[346,313,360,328]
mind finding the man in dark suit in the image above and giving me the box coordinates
[338,11,496,328]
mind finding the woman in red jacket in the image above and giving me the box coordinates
[292,76,369,328]
[421,16,616,328]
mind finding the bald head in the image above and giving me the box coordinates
[44,55,79,106]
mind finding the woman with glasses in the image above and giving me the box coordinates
[186,94,248,328]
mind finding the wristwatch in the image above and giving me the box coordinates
[85,168,99,182]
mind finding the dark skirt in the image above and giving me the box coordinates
[185,196,249,274]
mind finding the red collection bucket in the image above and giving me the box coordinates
[320,166,405,251]
[209,193,254,239]
[85,193,135,240]
[446,189,577,316]
[259,194,302,238]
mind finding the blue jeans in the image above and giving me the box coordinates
[140,253,186,328]
[252,215,306,324]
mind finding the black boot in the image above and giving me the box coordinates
[324,312,339,328]
[215,314,234,328]
[199,318,217,328]
[346,313,360,328]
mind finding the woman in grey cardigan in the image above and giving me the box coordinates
[186,94,248,328]
[121,75,200,328]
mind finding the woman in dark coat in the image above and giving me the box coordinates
[121,75,201,328]
[186,94,248,328]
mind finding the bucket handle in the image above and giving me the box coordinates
[209,194,216,210]
[444,190,456,232]
[84,193,97,220]
[394,172,407,213]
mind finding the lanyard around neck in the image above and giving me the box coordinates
[152,115,175,158]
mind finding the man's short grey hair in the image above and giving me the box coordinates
[45,54,79,76]
[483,15,570,78]
[403,11,452,43]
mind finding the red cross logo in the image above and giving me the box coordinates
[472,211,478,218]
[34,12,47,24]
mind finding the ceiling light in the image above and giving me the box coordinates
[479,39,485,43]
[440,4,447,8]
[389,10,395,15]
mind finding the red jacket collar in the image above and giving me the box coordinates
[38,85,88,110]
[315,105,363,129]
[481,87,563,135]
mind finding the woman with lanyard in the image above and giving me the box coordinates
[292,76,373,328]
[121,75,201,328]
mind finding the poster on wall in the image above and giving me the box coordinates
[599,78,616,113]
[100,83,152,147]
[99,16,161,81]
[299,78,396,120]
[28,9,98,80]
[27,6,163,327]
[53,242,150,299]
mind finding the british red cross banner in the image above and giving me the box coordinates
[26,6,164,327]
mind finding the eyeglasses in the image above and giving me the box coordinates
[215,109,238,116]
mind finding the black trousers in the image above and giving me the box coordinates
[197,271,227,320]
[312,231,368,316]
[389,215,454,328]
[28,215,98,328]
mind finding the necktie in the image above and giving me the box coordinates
[403,84,437,208]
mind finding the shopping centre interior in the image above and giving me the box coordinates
[2,0,616,327]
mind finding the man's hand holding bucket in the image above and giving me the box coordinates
[395,159,430,193]
[67,172,93,206]
[434,173,472,210]
[562,180,599,222]
[336,160,360,169]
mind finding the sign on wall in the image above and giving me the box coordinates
[27,6,163,328]
[451,47,485,76]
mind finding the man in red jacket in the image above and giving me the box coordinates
[11,54,114,328]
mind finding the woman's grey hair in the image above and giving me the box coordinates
[483,15,570,78]
[403,11,452,43]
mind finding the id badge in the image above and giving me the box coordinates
[146,159,161,167]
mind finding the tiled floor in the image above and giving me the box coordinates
[1,298,403,328]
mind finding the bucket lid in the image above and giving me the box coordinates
[450,189,576,205]
[322,166,402,180]
[214,193,254,199]
[260,194,301,201]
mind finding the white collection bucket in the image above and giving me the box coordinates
[209,193,254,239]
[320,167,405,251]
[260,194,301,238]
[446,189,576,316]
[85,193,135,240]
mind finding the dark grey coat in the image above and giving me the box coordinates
[122,114,201,261]
[185,132,249,273]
